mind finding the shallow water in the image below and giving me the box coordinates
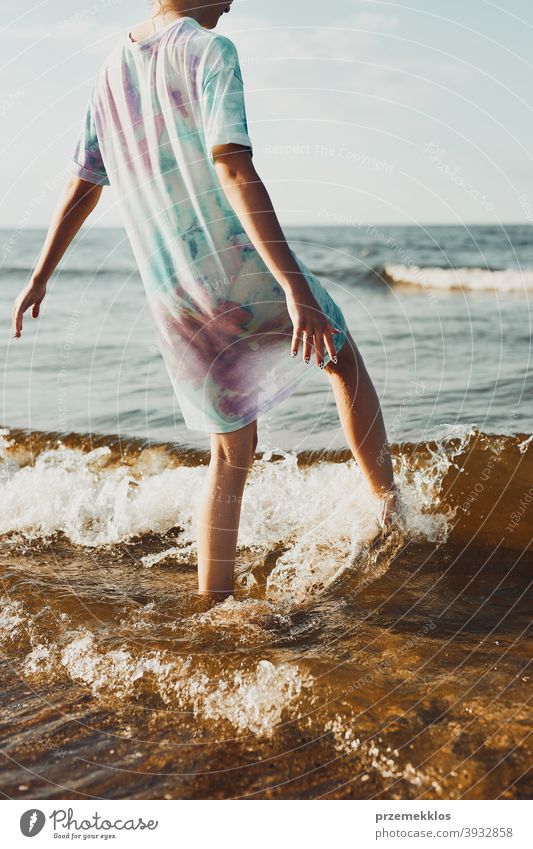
[0,426,531,799]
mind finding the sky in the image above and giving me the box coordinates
[1,0,533,228]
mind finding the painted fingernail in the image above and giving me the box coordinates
[291,350,297,358]
[333,356,338,364]
[319,361,325,369]
[305,357,310,365]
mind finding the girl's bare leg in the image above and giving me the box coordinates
[324,330,399,527]
[196,420,258,599]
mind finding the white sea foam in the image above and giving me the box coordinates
[0,443,204,546]
[0,442,446,550]
[15,621,310,738]
[385,264,533,292]
[0,432,456,603]
[182,596,295,647]
[325,715,439,791]
[0,593,310,739]
[0,599,25,638]
[169,656,313,737]
[141,545,193,568]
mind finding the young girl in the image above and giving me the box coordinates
[12,0,399,599]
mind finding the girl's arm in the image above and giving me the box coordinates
[11,176,103,338]
[213,146,339,367]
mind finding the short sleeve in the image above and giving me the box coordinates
[200,37,253,166]
[70,85,110,186]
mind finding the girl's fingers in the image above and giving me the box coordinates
[15,306,24,336]
[11,302,20,336]
[12,288,45,336]
[292,315,342,365]
[313,330,325,367]
[324,329,337,363]
[302,331,313,364]
[291,326,301,357]
[13,298,28,336]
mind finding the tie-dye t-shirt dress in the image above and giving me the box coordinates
[70,16,348,433]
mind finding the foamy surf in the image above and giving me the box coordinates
[1,423,530,799]
[0,426,457,607]
[383,263,533,292]
[0,599,312,740]
[0,430,452,551]
[324,715,438,791]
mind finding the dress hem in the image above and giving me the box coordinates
[183,329,350,435]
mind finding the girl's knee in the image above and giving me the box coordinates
[211,421,257,470]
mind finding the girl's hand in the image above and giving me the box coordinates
[11,278,47,338]
[286,285,341,367]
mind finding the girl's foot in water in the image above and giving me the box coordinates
[377,483,401,532]
[361,484,399,550]
[362,483,401,551]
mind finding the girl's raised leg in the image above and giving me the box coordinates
[324,331,399,526]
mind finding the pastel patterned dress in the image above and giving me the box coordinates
[71,16,348,433]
